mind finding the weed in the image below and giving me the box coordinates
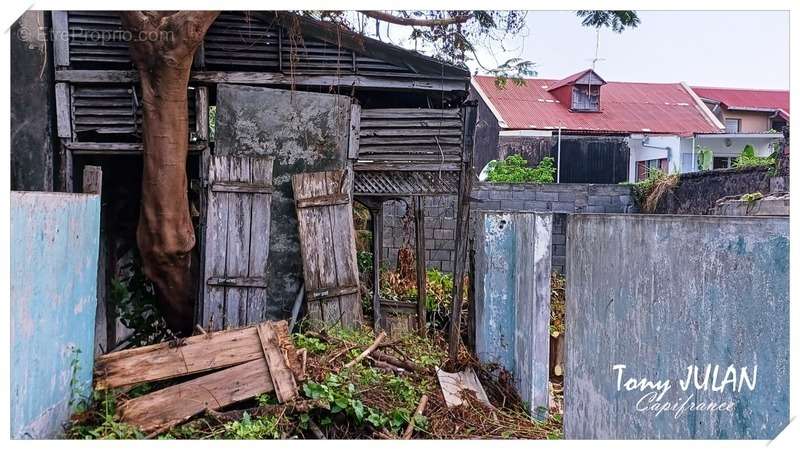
[222,412,281,439]
[486,154,556,184]
[293,333,328,354]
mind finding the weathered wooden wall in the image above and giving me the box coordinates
[11,192,101,438]
[213,85,351,321]
[565,214,789,439]
[473,211,552,419]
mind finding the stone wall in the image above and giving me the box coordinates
[381,182,636,273]
[652,166,772,214]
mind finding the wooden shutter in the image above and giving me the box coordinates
[202,155,274,330]
[292,169,362,328]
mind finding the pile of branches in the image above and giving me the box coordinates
[67,326,562,440]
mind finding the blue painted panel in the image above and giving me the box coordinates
[11,192,101,439]
[473,212,552,417]
[565,214,789,439]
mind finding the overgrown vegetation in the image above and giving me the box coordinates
[379,266,466,332]
[631,168,679,213]
[486,154,556,184]
[67,326,562,439]
[550,273,565,336]
[110,253,172,348]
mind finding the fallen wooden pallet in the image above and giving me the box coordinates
[96,320,304,433]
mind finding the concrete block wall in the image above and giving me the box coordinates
[382,195,458,272]
[380,182,636,273]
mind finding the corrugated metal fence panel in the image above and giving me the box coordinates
[11,192,101,438]
[473,211,551,418]
[565,214,789,439]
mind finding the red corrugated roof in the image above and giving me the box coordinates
[473,74,722,136]
[691,86,789,116]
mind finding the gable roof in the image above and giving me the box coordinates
[473,75,722,136]
[546,68,606,92]
[691,86,789,119]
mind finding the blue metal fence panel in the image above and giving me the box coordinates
[565,214,789,439]
[11,192,101,439]
[473,211,552,418]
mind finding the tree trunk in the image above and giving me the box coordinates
[120,12,219,334]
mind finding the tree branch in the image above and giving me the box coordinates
[361,11,473,27]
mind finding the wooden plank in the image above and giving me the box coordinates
[348,103,361,159]
[81,165,102,195]
[211,181,274,194]
[118,358,274,433]
[256,322,297,403]
[295,193,349,209]
[354,163,461,172]
[207,277,268,288]
[54,70,468,92]
[222,157,252,327]
[414,196,427,336]
[203,156,230,329]
[360,108,460,119]
[94,326,264,390]
[55,83,72,138]
[306,285,359,300]
[195,86,209,140]
[51,12,70,67]
[245,158,273,323]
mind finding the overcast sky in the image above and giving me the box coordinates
[462,10,790,89]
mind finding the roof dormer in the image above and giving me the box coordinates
[547,69,607,112]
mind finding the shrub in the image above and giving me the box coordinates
[486,154,556,183]
[733,145,775,170]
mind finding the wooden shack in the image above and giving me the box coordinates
[49,11,475,346]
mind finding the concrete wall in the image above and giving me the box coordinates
[11,11,56,192]
[473,212,551,418]
[11,192,101,438]
[565,214,789,439]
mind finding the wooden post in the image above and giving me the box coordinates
[448,102,478,361]
[414,196,427,336]
[371,203,383,330]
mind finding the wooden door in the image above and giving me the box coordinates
[202,155,274,329]
[292,169,362,328]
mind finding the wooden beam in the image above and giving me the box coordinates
[51,12,70,68]
[448,102,478,361]
[348,103,361,160]
[55,69,467,92]
[414,196,427,336]
[195,86,209,141]
[65,141,207,154]
[54,83,72,138]
[371,203,383,330]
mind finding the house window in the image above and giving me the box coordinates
[636,158,668,181]
[724,118,741,133]
[713,156,734,169]
[771,119,787,132]
[571,84,601,111]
